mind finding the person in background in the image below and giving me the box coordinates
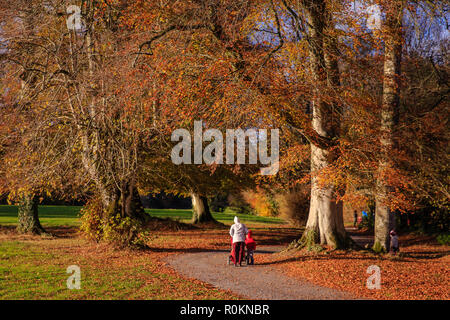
[362,210,368,219]
[357,216,363,227]
[245,230,257,265]
[390,230,399,255]
[353,210,358,227]
[362,210,368,225]
[229,216,248,267]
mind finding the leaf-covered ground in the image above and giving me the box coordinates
[258,231,449,300]
[0,226,236,299]
[0,224,298,300]
[1,224,448,300]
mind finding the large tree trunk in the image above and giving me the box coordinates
[105,178,149,223]
[97,178,149,246]
[300,0,348,249]
[191,193,216,224]
[374,3,404,252]
[15,4,45,236]
[305,147,347,247]
[17,193,46,235]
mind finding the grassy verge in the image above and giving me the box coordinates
[0,205,285,228]
[0,205,81,227]
[0,205,290,300]
[147,208,285,225]
[0,237,240,299]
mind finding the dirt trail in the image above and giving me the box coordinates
[167,245,358,300]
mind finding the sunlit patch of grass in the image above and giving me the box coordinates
[0,235,240,300]
[0,205,81,227]
[145,208,285,225]
[0,241,66,299]
[0,205,285,229]
[0,205,289,300]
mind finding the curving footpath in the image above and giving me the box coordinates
[167,245,358,300]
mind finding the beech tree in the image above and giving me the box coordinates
[16,193,45,234]
[126,0,274,225]
[373,0,405,252]
[372,0,449,251]
[139,149,257,225]
[299,0,348,248]
[0,1,48,234]
[1,0,447,248]
[0,0,156,244]
[265,0,350,249]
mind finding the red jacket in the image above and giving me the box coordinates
[245,231,256,251]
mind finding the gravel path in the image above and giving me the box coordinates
[167,245,357,300]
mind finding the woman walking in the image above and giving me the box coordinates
[229,216,248,267]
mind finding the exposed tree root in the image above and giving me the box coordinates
[284,229,359,253]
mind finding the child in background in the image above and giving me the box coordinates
[245,230,257,265]
[357,216,363,226]
[390,230,399,255]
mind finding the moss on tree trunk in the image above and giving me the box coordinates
[17,193,46,235]
[81,178,150,247]
[105,178,149,223]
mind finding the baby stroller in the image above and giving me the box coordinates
[227,238,247,265]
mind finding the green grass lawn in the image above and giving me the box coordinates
[147,208,285,225]
[0,239,238,300]
[0,205,286,300]
[0,205,82,227]
[0,205,285,228]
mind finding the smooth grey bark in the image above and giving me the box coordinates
[374,3,404,252]
[301,0,348,249]
[191,193,216,224]
[305,147,347,247]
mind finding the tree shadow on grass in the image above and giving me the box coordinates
[145,247,231,254]
[400,236,439,247]
[152,226,302,247]
[0,225,16,233]
[46,226,79,238]
[401,250,450,260]
[256,247,450,266]
[255,251,383,266]
[143,245,287,255]
[0,225,79,240]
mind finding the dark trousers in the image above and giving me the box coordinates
[247,250,254,265]
[232,242,245,265]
